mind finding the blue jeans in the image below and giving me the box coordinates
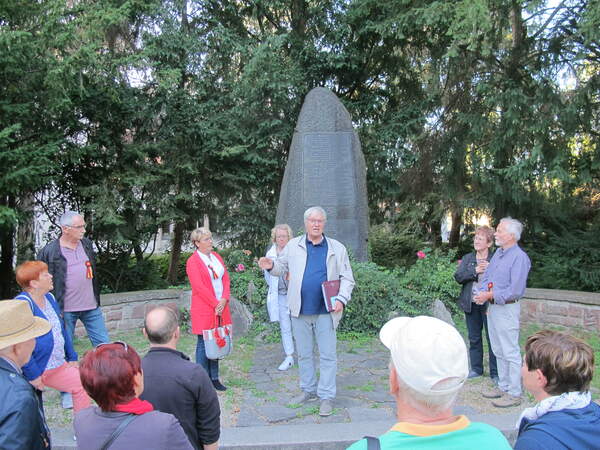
[196,336,219,380]
[63,307,109,347]
[291,314,337,400]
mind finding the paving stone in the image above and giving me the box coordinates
[249,372,273,383]
[347,406,396,422]
[332,396,364,408]
[362,390,394,403]
[257,405,305,423]
[314,407,351,424]
[454,404,479,416]
[235,408,269,427]
[353,357,388,369]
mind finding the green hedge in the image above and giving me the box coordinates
[96,244,462,334]
[368,224,424,269]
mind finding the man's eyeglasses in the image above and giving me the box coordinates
[95,341,128,352]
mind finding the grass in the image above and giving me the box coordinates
[346,383,375,392]
[519,322,600,399]
[46,323,259,430]
[43,313,600,431]
[452,315,600,401]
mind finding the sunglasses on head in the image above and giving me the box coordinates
[95,341,129,352]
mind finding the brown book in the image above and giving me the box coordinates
[321,280,340,312]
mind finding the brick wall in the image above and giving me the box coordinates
[521,288,600,331]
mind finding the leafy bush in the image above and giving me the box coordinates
[97,256,169,293]
[229,269,269,323]
[339,261,430,334]
[396,248,461,315]
[150,251,192,286]
[369,224,424,269]
[525,229,600,292]
[223,248,256,273]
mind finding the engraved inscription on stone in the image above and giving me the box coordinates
[276,87,369,261]
[302,133,354,206]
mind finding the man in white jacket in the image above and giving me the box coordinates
[259,206,355,417]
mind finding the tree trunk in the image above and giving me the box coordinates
[167,221,185,285]
[16,193,35,264]
[448,209,462,248]
[0,195,16,298]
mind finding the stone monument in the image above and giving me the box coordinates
[276,87,369,261]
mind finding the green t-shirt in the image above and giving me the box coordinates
[347,416,511,450]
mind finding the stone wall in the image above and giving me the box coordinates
[74,289,189,337]
[521,288,600,331]
[74,287,600,338]
[75,289,252,338]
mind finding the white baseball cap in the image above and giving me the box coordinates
[379,316,469,395]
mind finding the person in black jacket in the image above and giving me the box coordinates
[454,226,498,382]
[0,300,52,449]
[38,210,110,410]
[37,211,109,347]
[141,306,220,450]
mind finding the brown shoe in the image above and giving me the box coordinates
[482,387,503,399]
[492,394,522,408]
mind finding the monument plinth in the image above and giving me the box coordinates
[276,87,369,261]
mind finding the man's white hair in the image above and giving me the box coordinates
[59,211,82,227]
[303,206,327,222]
[393,362,460,416]
[500,217,523,241]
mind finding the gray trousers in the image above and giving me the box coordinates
[291,314,337,400]
[487,302,522,397]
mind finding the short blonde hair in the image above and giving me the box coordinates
[474,225,494,243]
[190,227,211,245]
[271,224,293,243]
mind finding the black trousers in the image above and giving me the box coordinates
[465,303,498,377]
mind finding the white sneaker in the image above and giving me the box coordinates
[278,355,294,371]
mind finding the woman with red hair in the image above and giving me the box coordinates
[75,342,193,449]
[15,260,90,412]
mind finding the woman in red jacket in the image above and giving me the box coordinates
[186,227,232,391]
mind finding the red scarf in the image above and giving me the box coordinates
[113,398,154,415]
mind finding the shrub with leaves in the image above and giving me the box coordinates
[369,224,424,269]
[396,248,461,315]
[339,261,429,334]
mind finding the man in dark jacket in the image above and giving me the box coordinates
[38,210,109,409]
[37,211,109,347]
[0,300,52,449]
[141,306,220,450]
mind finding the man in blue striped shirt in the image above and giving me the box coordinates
[474,217,531,408]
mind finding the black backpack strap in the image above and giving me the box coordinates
[364,435,381,450]
[99,414,138,450]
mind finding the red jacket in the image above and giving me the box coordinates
[186,251,232,334]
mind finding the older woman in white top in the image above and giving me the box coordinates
[264,224,295,371]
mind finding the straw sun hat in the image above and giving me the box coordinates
[0,300,51,350]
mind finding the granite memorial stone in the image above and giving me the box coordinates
[276,87,369,261]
